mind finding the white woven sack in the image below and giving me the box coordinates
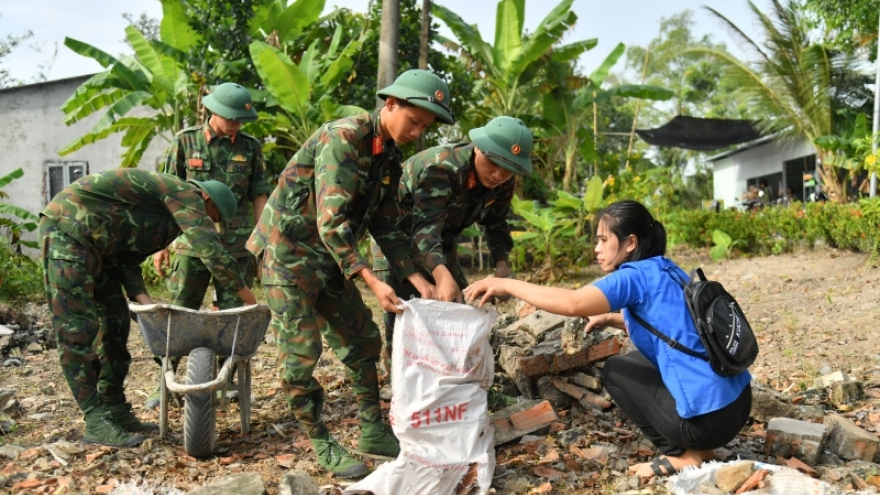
[346,300,497,495]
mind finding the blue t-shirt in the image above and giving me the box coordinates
[593,256,751,418]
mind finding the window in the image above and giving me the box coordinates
[45,161,88,203]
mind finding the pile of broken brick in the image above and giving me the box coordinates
[484,304,880,493]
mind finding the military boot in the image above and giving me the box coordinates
[359,420,400,458]
[310,427,368,478]
[104,403,159,433]
[82,406,146,448]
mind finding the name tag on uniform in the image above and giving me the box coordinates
[231,154,247,162]
[188,158,204,168]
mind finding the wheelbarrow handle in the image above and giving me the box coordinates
[164,355,242,394]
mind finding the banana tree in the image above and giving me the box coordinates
[542,47,674,193]
[433,0,596,123]
[58,0,203,167]
[248,23,368,156]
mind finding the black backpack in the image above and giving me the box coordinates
[630,267,758,377]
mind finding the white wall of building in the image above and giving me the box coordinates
[1,75,170,250]
[711,138,814,210]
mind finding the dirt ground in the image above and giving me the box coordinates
[1,246,880,494]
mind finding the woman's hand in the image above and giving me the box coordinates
[584,312,626,332]
[462,276,511,307]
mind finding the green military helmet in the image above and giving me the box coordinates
[202,82,258,122]
[189,179,237,224]
[376,69,455,125]
[469,116,533,176]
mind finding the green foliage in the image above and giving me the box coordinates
[662,200,880,262]
[0,168,40,251]
[802,0,879,59]
[709,229,746,262]
[0,238,43,302]
[509,195,576,279]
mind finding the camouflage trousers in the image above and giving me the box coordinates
[40,218,132,414]
[167,254,253,310]
[265,272,383,438]
[372,242,469,359]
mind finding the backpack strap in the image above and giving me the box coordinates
[629,311,709,362]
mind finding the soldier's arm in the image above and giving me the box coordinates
[158,135,186,176]
[367,170,416,282]
[247,140,272,224]
[409,162,454,273]
[480,179,515,269]
[117,255,149,300]
[163,191,246,291]
[312,127,371,279]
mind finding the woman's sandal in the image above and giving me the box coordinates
[648,457,678,477]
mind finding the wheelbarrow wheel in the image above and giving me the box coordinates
[184,347,216,458]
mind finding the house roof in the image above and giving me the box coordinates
[0,73,94,95]
[706,134,779,162]
[636,115,762,152]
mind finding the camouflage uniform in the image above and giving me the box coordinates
[159,125,271,309]
[247,110,418,435]
[40,169,245,415]
[372,142,515,349]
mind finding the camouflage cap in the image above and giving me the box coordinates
[376,69,455,125]
[189,179,236,224]
[203,83,258,122]
[469,116,533,176]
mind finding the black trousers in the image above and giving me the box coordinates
[603,350,751,457]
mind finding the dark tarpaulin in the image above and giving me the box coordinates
[636,115,762,151]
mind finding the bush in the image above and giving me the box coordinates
[0,239,43,302]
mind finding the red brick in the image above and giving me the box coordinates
[549,377,586,400]
[578,390,613,410]
[510,400,558,431]
[520,355,551,378]
[587,338,622,363]
[553,349,589,372]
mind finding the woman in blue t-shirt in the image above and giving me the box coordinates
[464,200,751,478]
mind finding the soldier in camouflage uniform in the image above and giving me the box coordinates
[40,169,255,448]
[372,116,533,406]
[248,69,454,478]
[146,82,272,410]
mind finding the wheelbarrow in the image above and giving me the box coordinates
[130,303,271,458]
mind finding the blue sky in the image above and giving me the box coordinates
[1,0,762,84]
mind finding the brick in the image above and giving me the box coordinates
[764,417,826,464]
[569,372,602,391]
[520,355,551,378]
[823,414,880,462]
[521,338,621,379]
[510,400,557,431]
[830,381,863,406]
[504,310,567,339]
[554,348,589,372]
[587,338,622,363]
[814,370,849,388]
[550,377,587,401]
[491,399,559,445]
[578,391,613,410]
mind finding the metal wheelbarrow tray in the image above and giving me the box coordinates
[130,303,271,458]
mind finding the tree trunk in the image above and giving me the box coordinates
[376,0,401,108]
[417,0,431,151]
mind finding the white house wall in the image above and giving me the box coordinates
[1,75,169,249]
[712,138,814,210]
